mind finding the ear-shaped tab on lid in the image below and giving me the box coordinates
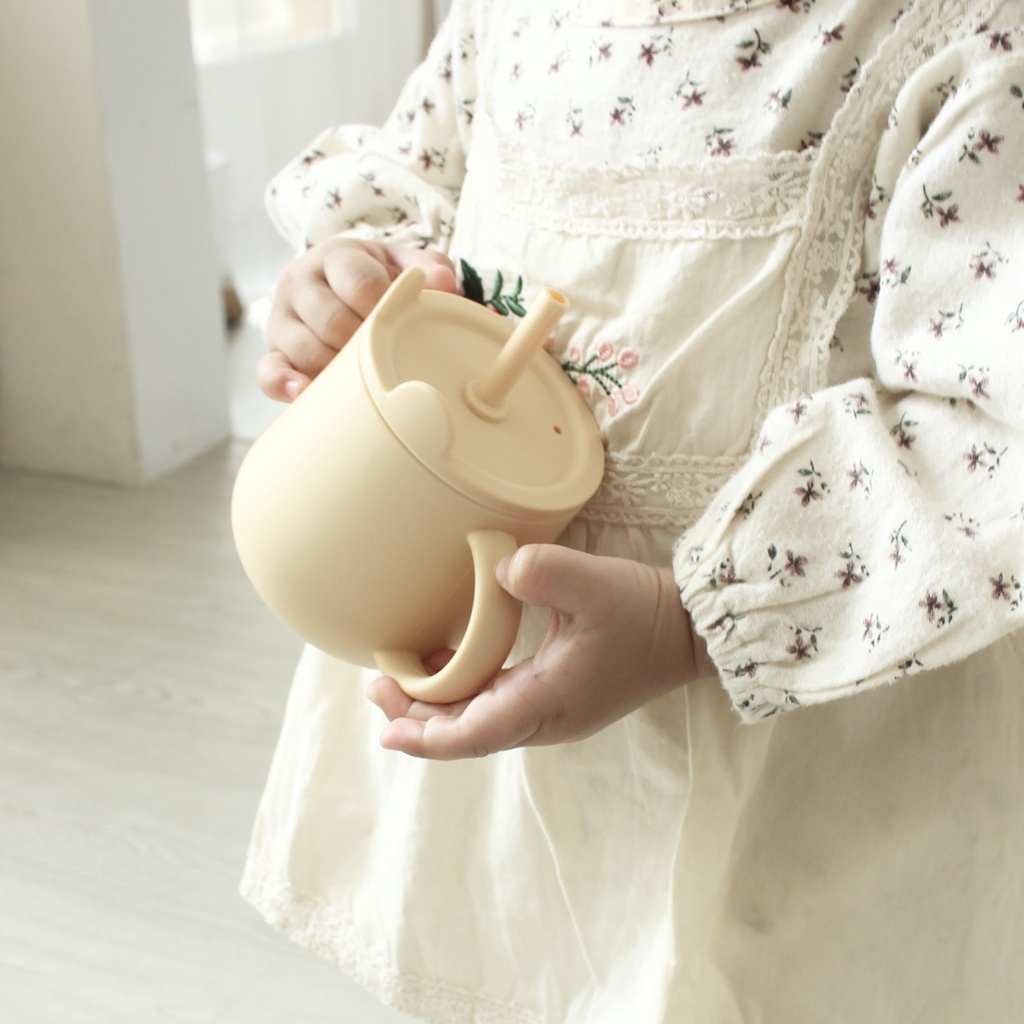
[376,380,454,462]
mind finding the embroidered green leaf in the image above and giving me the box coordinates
[460,259,485,305]
[460,260,528,316]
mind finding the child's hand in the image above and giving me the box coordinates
[258,238,458,401]
[366,545,713,759]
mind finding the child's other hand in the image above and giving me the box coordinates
[258,238,458,401]
[367,545,713,760]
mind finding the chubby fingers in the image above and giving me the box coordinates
[497,543,611,617]
[256,350,310,402]
[369,670,548,760]
[261,239,458,401]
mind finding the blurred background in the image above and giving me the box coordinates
[0,0,451,484]
[0,3,451,1021]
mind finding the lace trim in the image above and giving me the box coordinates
[469,0,999,529]
[475,118,812,240]
[579,451,742,528]
[240,850,547,1024]
[763,0,1001,417]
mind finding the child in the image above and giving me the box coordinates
[242,2,1024,1020]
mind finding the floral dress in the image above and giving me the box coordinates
[242,2,1024,1021]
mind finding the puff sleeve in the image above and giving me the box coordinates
[264,1,476,253]
[674,32,1024,721]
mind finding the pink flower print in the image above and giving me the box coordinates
[964,444,986,472]
[764,88,792,112]
[847,462,869,490]
[976,129,1004,153]
[920,185,956,222]
[890,413,916,450]
[987,30,1013,50]
[561,339,641,417]
[787,635,812,659]
[840,62,861,94]
[960,128,1004,163]
[920,589,957,626]
[889,521,910,569]
[795,481,823,505]
[857,271,881,304]
[567,106,584,138]
[928,305,963,337]
[785,550,808,577]
[919,590,942,621]
[794,461,828,506]
[1017,184,1024,202]
[736,30,771,71]
[610,98,636,126]
[866,177,890,219]
[836,561,863,587]
[819,23,845,45]
[418,147,447,172]
[675,74,706,109]
[1009,302,1024,332]
[438,50,454,83]
[991,574,1012,600]
[706,127,735,157]
[786,626,819,660]
[970,245,1007,281]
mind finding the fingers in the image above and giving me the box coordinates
[387,244,459,295]
[497,543,608,615]
[256,350,310,402]
[370,668,548,760]
[260,238,458,401]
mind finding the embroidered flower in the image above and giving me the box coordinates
[562,340,642,417]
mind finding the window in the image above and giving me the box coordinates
[189,0,349,63]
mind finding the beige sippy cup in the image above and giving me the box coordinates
[231,266,605,704]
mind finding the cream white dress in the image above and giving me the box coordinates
[242,2,1024,1020]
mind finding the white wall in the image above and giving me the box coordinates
[196,0,441,275]
[0,1,229,485]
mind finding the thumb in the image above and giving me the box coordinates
[390,246,459,295]
[496,544,599,615]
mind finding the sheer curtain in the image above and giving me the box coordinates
[192,0,435,287]
[189,0,348,62]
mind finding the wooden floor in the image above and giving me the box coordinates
[0,442,415,1023]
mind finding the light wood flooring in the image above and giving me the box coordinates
[0,442,416,1023]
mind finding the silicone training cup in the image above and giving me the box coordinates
[231,266,605,703]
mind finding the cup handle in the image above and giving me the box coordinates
[374,530,522,704]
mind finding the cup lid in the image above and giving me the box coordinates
[360,269,605,519]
